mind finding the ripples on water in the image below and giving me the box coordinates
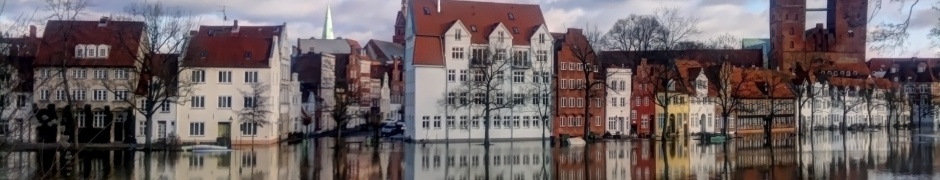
[1,131,938,180]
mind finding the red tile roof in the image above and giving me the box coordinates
[196,24,285,38]
[34,20,145,67]
[184,36,272,68]
[408,0,545,65]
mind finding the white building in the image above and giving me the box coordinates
[405,141,551,180]
[605,67,632,135]
[400,0,555,141]
[177,22,300,145]
[0,60,35,143]
[796,77,890,129]
[688,69,716,135]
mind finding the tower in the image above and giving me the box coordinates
[769,0,807,71]
[827,0,867,57]
[322,3,335,39]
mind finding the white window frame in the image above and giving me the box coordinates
[93,111,106,128]
[219,96,232,108]
[114,69,128,79]
[191,96,205,108]
[245,71,259,83]
[72,69,86,79]
[114,90,128,101]
[219,71,232,83]
[160,100,171,112]
[92,89,107,101]
[72,90,86,101]
[189,122,205,136]
[192,70,205,83]
[94,69,108,79]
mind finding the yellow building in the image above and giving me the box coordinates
[655,92,690,137]
[655,140,691,179]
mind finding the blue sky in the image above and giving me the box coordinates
[2,0,936,58]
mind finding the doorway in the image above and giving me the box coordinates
[157,121,167,139]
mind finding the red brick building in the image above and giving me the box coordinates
[770,0,868,72]
[553,28,606,138]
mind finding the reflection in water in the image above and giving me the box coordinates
[4,131,940,179]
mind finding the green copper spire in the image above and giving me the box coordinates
[322,3,335,39]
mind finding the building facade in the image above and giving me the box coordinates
[605,67,632,135]
[399,0,554,141]
[554,28,605,137]
[177,22,299,145]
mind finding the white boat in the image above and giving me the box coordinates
[181,145,231,152]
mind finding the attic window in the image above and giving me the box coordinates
[423,7,431,15]
[512,27,519,34]
[200,51,207,58]
[470,25,477,32]
[244,51,252,59]
[508,13,515,20]
[208,30,216,37]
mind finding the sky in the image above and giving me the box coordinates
[2,0,937,58]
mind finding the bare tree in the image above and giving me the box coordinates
[563,27,612,140]
[637,61,686,141]
[100,2,197,150]
[869,0,940,55]
[238,82,271,146]
[860,79,887,129]
[828,78,867,132]
[328,87,361,141]
[438,44,524,145]
[743,69,794,148]
[882,85,907,131]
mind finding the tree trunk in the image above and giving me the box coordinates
[145,115,153,151]
[763,116,773,148]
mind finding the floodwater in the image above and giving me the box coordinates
[1,130,938,180]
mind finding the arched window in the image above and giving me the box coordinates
[75,45,85,58]
[97,45,109,58]
[86,45,97,58]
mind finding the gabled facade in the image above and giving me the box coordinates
[605,66,632,135]
[554,28,604,138]
[33,18,146,143]
[688,69,717,135]
[178,21,299,144]
[400,0,554,141]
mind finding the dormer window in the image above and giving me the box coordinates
[508,13,515,20]
[75,45,85,58]
[422,7,431,15]
[97,45,109,58]
[244,51,252,59]
[200,51,207,58]
[86,46,97,58]
[470,25,477,32]
[512,27,519,34]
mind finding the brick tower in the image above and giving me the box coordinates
[769,0,868,72]
[769,0,806,71]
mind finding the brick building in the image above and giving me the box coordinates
[553,28,605,138]
[769,0,868,72]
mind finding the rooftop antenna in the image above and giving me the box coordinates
[218,6,228,25]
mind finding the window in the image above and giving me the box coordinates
[75,46,85,57]
[98,45,108,57]
[114,69,128,79]
[94,69,108,79]
[535,50,548,61]
[93,89,107,101]
[539,33,545,44]
[241,122,258,135]
[512,27,520,34]
[75,111,86,127]
[87,46,96,57]
[470,25,477,32]
[508,13,515,20]
[244,51,252,59]
[56,90,66,101]
[513,71,525,83]
[498,31,505,43]
[513,93,524,105]
[447,69,456,82]
[433,116,442,128]
[191,70,205,83]
[244,96,256,108]
[245,71,259,83]
[114,90,128,101]
[14,95,26,107]
[219,71,232,83]
[422,7,431,15]
[632,110,637,119]
[39,89,49,101]
[93,111,106,128]
[71,90,86,101]
[191,96,205,108]
[72,69,86,79]
[219,96,232,108]
[447,93,456,105]
[199,51,208,58]
[455,30,462,41]
[189,122,205,136]
[496,93,505,104]
[422,116,430,129]
[160,100,171,112]
[451,47,464,59]
[459,70,467,81]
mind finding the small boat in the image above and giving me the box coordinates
[709,135,728,143]
[567,138,587,147]
[181,145,231,152]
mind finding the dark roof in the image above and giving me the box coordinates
[408,0,545,65]
[35,20,145,67]
[184,36,272,68]
[869,57,940,83]
[365,39,404,63]
[297,38,352,54]
[600,49,765,69]
[196,24,284,38]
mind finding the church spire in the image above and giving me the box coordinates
[322,3,335,39]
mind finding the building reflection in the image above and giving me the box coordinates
[8,132,940,179]
[405,141,552,180]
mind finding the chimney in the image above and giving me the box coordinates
[28,25,36,38]
[437,0,441,13]
[98,16,109,27]
[189,30,198,36]
[815,23,823,29]
[232,20,240,33]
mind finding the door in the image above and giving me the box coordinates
[218,122,231,137]
[618,117,626,134]
[700,114,706,133]
[157,121,167,139]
